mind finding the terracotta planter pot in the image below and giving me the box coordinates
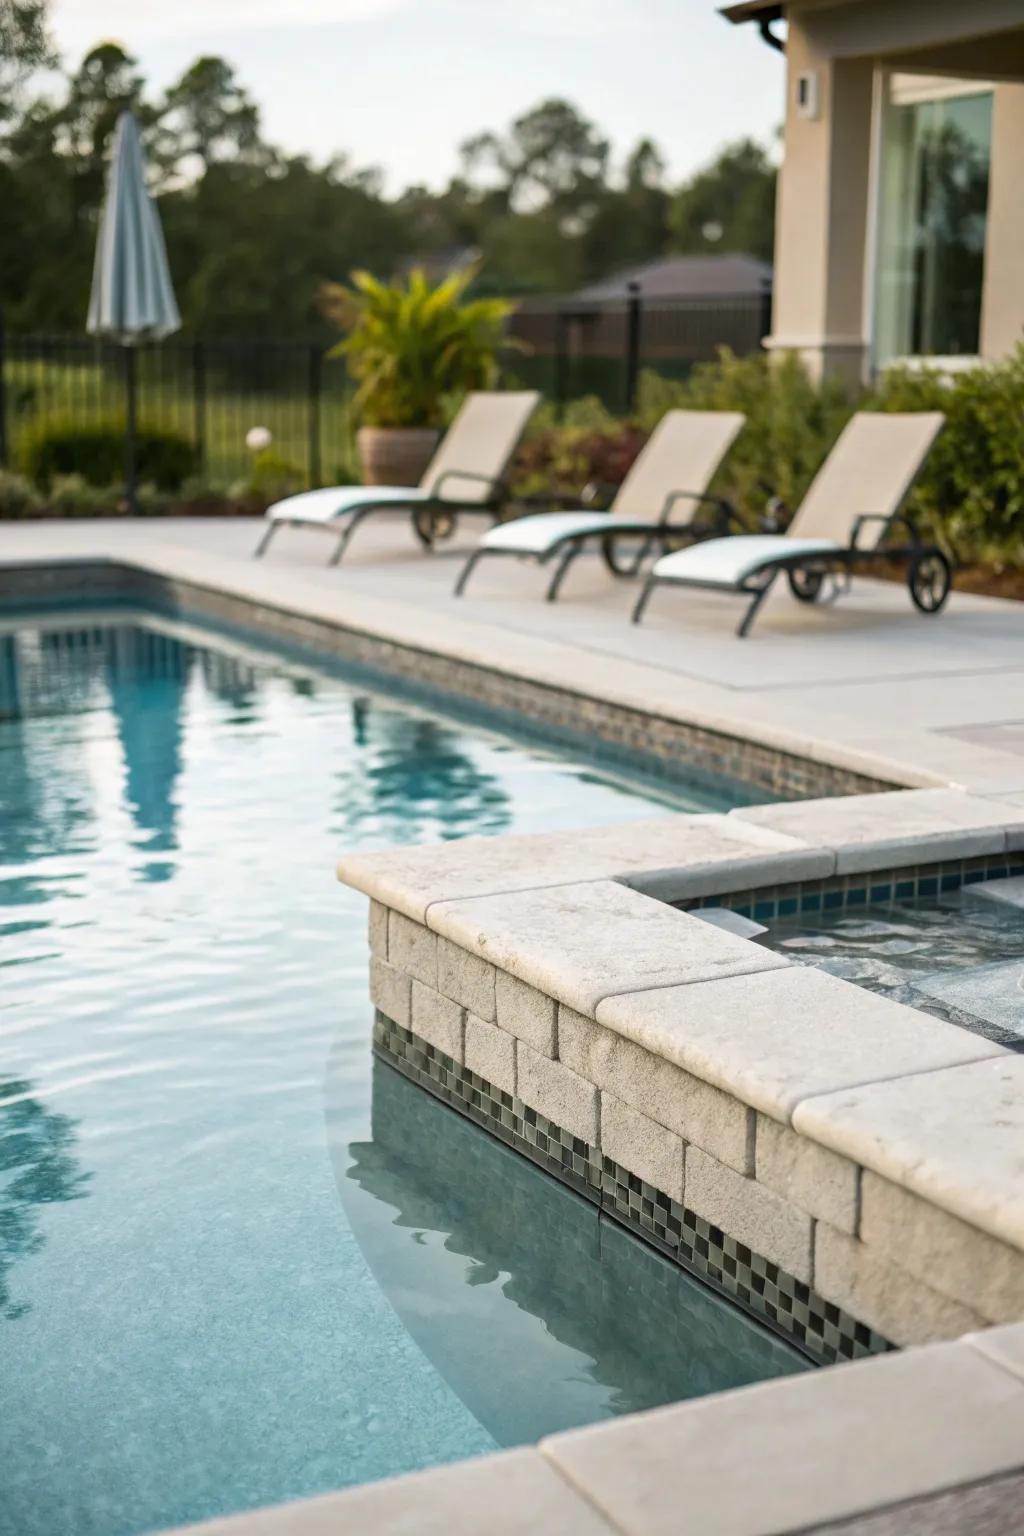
[356,426,440,487]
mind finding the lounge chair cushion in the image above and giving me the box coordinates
[266,485,430,525]
[480,510,625,554]
[652,534,841,589]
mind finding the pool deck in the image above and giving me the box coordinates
[2,514,1023,799]
[5,517,1024,1536]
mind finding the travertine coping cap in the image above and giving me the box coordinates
[427,880,789,1016]
[730,788,1024,874]
[539,1334,1024,1536]
[595,966,1003,1124]
[337,812,829,924]
[793,1056,1024,1250]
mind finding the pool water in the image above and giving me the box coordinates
[766,894,1024,1050]
[0,611,806,1536]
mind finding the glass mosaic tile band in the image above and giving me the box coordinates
[373,1014,894,1368]
[681,852,1024,923]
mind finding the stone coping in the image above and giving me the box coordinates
[157,1324,1024,1536]
[338,788,1024,1252]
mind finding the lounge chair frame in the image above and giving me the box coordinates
[254,469,510,566]
[454,491,739,600]
[631,510,953,638]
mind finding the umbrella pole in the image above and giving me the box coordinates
[124,345,138,515]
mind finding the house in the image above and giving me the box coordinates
[723,0,1024,381]
[577,254,772,302]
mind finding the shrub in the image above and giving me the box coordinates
[18,417,198,491]
[637,352,856,524]
[869,352,1024,562]
[227,448,306,506]
[0,469,44,518]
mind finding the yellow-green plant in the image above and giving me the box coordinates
[320,266,517,429]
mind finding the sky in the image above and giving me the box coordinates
[49,0,785,192]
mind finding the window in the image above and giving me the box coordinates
[873,76,992,367]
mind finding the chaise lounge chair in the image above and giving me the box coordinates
[253,390,539,565]
[453,409,746,600]
[631,411,949,638]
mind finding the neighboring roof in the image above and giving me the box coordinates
[720,1,784,22]
[577,254,772,302]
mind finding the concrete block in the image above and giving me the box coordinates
[756,1115,859,1234]
[792,1056,1023,1251]
[517,1042,599,1144]
[495,970,556,1056]
[685,1144,813,1283]
[370,957,411,1029]
[815,1222,987,1347]
[368,899,389,957]
[540,1339,1024,1536]
[597,966,997,1125]
[559,1007,752,1174]
[600,1091,685,1202]
[411,980,464,1061]
[464,1013,516,1096]
[388,910,437,987]
[437,936,497,1021]
[860,1172,1024,1325]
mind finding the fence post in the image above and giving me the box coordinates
[192,341,207,474]
[553,307,569,416]
[759,282,773,350]
[307,346,322,487]
[624,281,642,414]
[0,310,7,468]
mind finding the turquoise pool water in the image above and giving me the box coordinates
[0,610,806,1536]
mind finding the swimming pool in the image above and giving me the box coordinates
[766,893,1024,1051]
[0,610,806,1536]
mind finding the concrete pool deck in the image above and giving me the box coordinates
[4,518,1024,1533]
[2,514,1024,799]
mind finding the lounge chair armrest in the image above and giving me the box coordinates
[849,511,920,550]
[659,489,740,535]
[431,469,506,504]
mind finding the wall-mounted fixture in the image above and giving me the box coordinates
[796,70,820,119]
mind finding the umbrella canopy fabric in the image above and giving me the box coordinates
[87,111,180,345]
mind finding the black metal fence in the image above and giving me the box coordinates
[0,287,770,487]
[507,284,772,412]
[0,327,354,486]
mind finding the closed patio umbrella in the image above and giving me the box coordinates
[87,110,180,512]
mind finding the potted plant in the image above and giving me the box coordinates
[320,266,517,487]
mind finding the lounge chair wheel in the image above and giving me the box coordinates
[786,568,826,603]
[413,506,459,546]
[908,549,952,614]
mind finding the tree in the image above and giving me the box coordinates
[668,137,777,262]
[0,0,54,124]
[156,56,265,183]
[461,98,609,221]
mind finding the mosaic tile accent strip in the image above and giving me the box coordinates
[374,1013,894,1367]
[681,853,1024,922]
[0,560,895,800]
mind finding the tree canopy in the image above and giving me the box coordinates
[0,13,777,335]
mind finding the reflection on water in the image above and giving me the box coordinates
[0,1079,91,1321]
[336,700,512,843]
[339,1062,807,1444]
[0,610,764,1536]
